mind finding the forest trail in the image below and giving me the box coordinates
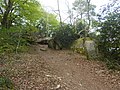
[3,45,120,90]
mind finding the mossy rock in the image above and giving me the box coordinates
[71,37,98,59]
[71,38,86,54]
[71,47,85,54]
[71,37,92,49]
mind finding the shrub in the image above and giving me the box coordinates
[54,24,79,49]
[97,13,120,69]
[0,27,36,54]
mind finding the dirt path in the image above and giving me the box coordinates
[1,45,120,90]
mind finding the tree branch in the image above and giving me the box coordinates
[57,0,63,29]
[0,7,3,14]
[4,0,8,6]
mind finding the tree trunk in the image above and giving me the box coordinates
[1,0,13,28]
[57,0,63,29]
[83,27,89,59]
[87,0,91,28]
[83,0,91,60]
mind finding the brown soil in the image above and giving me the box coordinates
[1,44,120,90]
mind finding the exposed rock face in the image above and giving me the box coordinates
[85,41,98,59]
[85,41,95,51]
[48,39,62,50]
[36,37,62,50]
[36,37,52,45]
[48,39,55,49]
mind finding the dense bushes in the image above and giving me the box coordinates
[0,27,37,54]
[53,24,79,49]
[97,13,120,69]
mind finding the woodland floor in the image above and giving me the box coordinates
[0,44,120,90]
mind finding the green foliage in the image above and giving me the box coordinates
[36,13,59,37]
[105,58,120,70]
[73,47,85,54]
[54,24,79,48]
[20,0,43,23]
[73,0,96,19]
[0,77,14,90]
[0,29,15,53]
[0,26,37,54]
[75,19,87,36]
[97,13,120,69]
[0,0,59,53]
[0,0,44,28]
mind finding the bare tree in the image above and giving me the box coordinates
[57,0,62,27]
[83,0,91,59]
[65,0,73,25]
[87,0,91,29]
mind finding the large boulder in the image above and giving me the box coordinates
[36,37,62,50]
[71,38,98,59]
[36,37,52,45]
[85,41,98,59]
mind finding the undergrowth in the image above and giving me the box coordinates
[0,27,37,89]
[0,77,14,90]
